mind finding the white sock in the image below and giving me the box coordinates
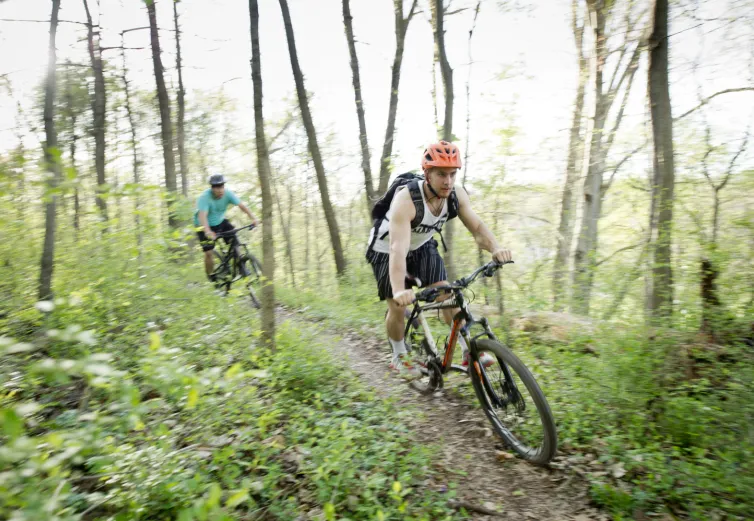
[389,337,407,360]
[458,336,469,356]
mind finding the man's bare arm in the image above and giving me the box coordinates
[237,202,259,225]
[456,186,512,263]
[198,211,215,240]
[388,189,416,299]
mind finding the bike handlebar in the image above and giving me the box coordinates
[414,260,514,303]
[213,223,256,240]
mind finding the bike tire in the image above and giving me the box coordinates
[405,321,442,394]
[468,338,557,465]
[211,250,231,292]
[240,249,262,308]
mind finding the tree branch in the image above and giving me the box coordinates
[718,124,751,191]
[675,87,754,120]
[122,26,150,34]
[595,242,643,267]
[603,139,647,192]
[499,212,551,225]
[0,18,89,26]
[405,0,419,24]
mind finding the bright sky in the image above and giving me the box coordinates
[1,0,752,196]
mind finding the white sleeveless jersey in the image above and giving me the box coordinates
[367,180,449,254]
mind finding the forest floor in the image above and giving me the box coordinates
[278,306,608,521]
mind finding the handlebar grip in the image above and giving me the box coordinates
[415,288,439,302]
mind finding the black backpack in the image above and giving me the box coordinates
[368,172,458,252]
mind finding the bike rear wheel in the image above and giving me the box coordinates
[468,338,557,465]
[404,317,442,394]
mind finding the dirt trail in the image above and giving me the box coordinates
[279,308,607,521]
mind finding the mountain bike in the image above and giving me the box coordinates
[404,260,557,464]
[210,224,262,308]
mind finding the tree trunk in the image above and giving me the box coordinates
[571,1,606,316]
[434,0,456,280]
[462,1,482,189]
[304,170,311,286]
[571,0,643,315]
[646,0,675,322]
[342,0,375,204]
[147,0,178,227]
[553,0,587,311]
[174,0,188,197]
[249,0,277,348]
[121,33,143,264]
[377,0,419,194]
[273,179,296,288]
[278,0,346,276]
[38,0,62,301]
[65,66,80,234]
[83,0,108,223]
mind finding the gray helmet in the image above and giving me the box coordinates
[208,173,226,186]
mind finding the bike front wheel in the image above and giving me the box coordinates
[468,338,557,465]
[238,248,262,308]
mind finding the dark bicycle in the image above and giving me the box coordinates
[403,261,558,464]
[210,223,263,308]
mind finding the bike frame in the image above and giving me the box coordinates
[404,262,522,407]
[405,290,498,373]
[212,224,255,284]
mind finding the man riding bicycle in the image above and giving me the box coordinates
[195,174,258,282]
[365,141,513,379]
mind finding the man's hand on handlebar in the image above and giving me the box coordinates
[205,229,217,241]
[492,247,513,264]
[392,289,415,307]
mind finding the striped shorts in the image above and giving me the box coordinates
[365,239,447,301]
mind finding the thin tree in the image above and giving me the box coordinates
[432,0,457,279]
[646,0,675,322]
[63,64,80,233]
[278,0,346,275]
[173,0,188,197]
[249,0,276,347]
[553,0,588,311]
[146,0,178,227]
[698,121,750,338]
[121,30,144,264]
[82,0,108,222]
[342,0,375,204]
[377,0,419,195]
[464,1,485,297]
[39,0,62,300]
[571,0,646,315]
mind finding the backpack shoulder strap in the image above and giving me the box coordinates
[447,188,459,220]
[408,180,424,229]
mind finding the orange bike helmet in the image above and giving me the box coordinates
[421,140,462,171]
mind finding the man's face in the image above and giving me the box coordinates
[211,184,225,198]
[425,167,457,198]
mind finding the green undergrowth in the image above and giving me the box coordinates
[0,246,464,520]
[278,283,754,520]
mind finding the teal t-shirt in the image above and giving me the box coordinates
[193,188,241,227]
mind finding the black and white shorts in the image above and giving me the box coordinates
[365,238,447,301]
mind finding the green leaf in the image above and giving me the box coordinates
[224,363,242,380]
[1,408,24,440]
[186,387,199,409]
[226,489,249,508]
[149,331,161,351]
[206,483,222,509]
[324,502,336,521]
